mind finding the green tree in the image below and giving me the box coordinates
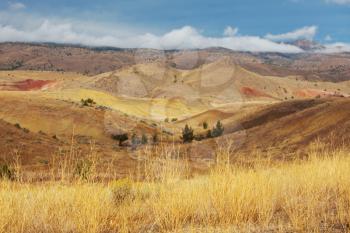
[112,133,128,146]
[203,121,208,129]
[181,124,194,143]
[212,120,224,138]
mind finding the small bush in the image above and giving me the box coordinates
[171,118,178,122]
[0,164,14,180]
[14,123,29,133]
[81,98,96,107]
[74,159,92,180]
[38,130,46,135]
[110,178,134,205]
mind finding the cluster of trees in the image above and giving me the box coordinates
[181,120,224,143]
[112,132,159,147]
[111,121,225,147]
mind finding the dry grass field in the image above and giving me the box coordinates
[1,142,350,233]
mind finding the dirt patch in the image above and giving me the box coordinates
[240,86,274,99]
[0,79,56,91]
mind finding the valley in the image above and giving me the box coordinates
[1,44,350,180]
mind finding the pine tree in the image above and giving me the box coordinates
[203,121,208,129]
[181,124,194,143]
[212,120,224,138]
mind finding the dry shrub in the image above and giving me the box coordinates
[110,178,134,204]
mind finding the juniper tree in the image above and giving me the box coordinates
[112,133,128,146]
[212,120,224,138]
[181,124,194,143]
[203,121,208,129]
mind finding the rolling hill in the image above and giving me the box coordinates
[0,46,350,177]
[89,57,350,104]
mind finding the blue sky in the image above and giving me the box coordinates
[0,0,349,52]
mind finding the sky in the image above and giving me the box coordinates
[0,0,349,53]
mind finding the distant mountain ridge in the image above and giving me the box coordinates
[1,42,350,82]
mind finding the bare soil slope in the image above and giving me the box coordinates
[188,98,350,161]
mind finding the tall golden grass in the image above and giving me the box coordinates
[1,143,350,232]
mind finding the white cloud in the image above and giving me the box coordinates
[1,12,348,54]
[8,2,26,10]
[265,26,318,41]
[325,0,350,5]
[0,19,304,53]
[223,26,238,37]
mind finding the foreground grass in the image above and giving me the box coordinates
[1,149,350,232]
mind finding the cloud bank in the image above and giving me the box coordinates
[0,9,348,53]
[0,20,304,53]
